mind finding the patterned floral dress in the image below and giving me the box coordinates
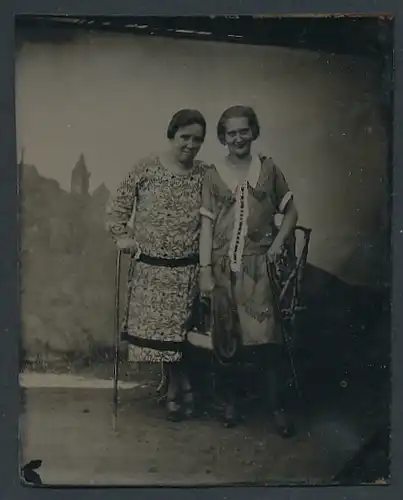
[106,156,207,363]
[200,155,293,348]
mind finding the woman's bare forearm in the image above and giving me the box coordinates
[199,217,213,267]
[274,200,298,246]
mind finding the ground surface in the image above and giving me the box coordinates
[19,364,379,487]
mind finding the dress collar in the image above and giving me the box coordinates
[216,155,261,193]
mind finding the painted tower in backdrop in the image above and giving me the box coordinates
[70,153,91,195]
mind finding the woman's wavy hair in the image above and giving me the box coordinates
[167,109,207,140]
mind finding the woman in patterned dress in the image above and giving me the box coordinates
[106,109,208,421]
[199,105,298,436]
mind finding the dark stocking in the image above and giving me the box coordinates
[165,363,182,421]
[259,345,295,438]
[218,365,239,427]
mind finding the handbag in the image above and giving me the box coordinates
[186,286,240,363]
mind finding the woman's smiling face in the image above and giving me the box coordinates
[224,117,254,158]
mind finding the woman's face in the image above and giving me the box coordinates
[170,123,205,165]
[224,117,254,158]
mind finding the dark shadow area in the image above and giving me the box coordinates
[186,265,391,484]
[297,266,391,483]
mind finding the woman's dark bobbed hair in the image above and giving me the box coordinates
[167,109,207,140]
[217,105,260,145]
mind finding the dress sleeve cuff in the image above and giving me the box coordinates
[200,207,215,220]
[278,191,293,213]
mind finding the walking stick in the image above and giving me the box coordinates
[112,249,138,430]
[112,249,122,432]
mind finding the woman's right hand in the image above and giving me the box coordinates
[116,237,139,255]
[199,266,215,295]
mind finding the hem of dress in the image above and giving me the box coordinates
[122,332,185,352]
[241,339,282,347]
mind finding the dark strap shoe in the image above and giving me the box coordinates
[223,402,239,428]
[166,399,183,422]
[183,390,197,419]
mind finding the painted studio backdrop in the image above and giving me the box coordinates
[15,31,390,363]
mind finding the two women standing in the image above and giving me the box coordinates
[106,106,298,436]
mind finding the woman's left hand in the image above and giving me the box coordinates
[267,239,284,263]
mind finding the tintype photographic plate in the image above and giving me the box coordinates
[1,3,402,500]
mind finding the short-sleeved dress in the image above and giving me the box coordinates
[200,155,293,347]
[106,156,207,363]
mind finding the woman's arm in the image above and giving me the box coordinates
[199,169,216,293]
[105,168,138,252]
[267,161,298,261]
[199,216,215,293]
[273,199,298,247]
[200,216,213,267]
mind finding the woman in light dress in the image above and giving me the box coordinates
[199,105,298,436]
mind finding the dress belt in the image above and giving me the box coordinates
[138,253,199,268]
